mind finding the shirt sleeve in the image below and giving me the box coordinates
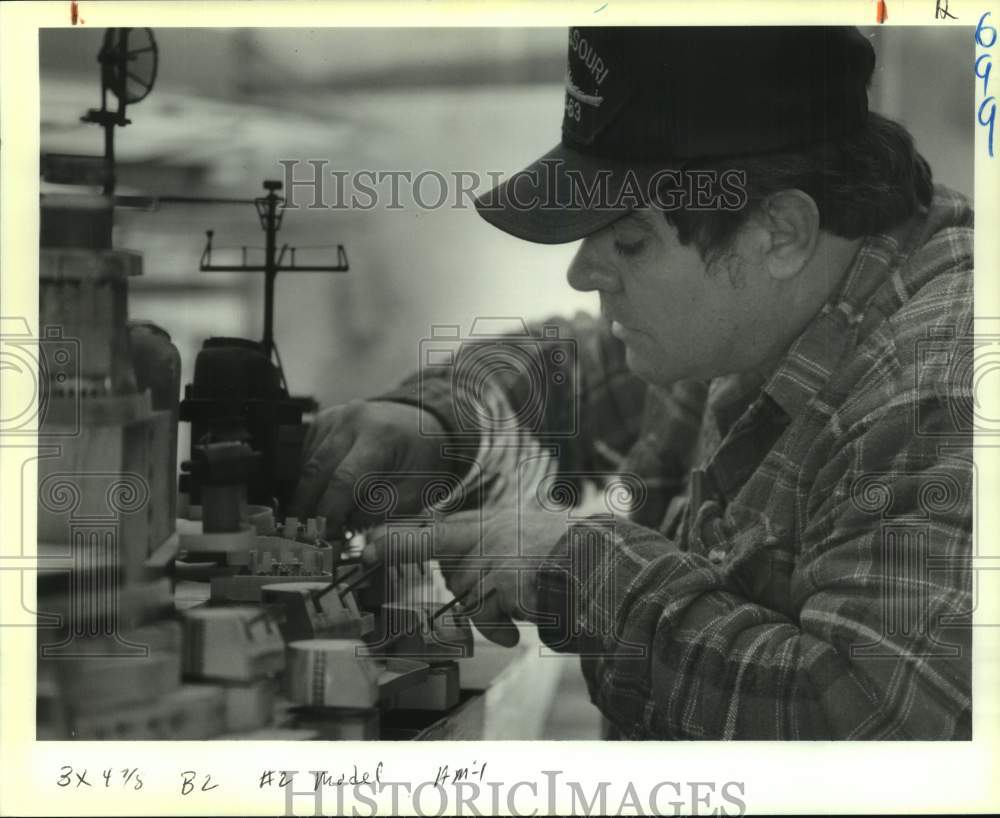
[535,394,972,740]
[372,311,650,479]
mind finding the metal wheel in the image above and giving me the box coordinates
[105,28,158,104]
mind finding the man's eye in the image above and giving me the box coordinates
[613,239,646,257]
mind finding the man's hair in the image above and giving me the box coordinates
[666,112,934,262]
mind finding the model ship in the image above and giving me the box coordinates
[36,27,476,742]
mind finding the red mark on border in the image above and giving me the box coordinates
[876,0,888,23]
[70,1,83,24]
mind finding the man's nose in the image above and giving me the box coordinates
[566,241,621,293]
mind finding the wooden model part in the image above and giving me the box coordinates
[285,639,382,709]
[70,684,227,740]
[47,620,182,716]
[260,581,375,641]
[285,706,380,740]
[182,605,285,681]
[388,660,461,712]
[221,677,278,733]
[285,639,429,709]
[370,601,474,659]
[183,503,276,535]
[210,572,333,603]
[177,523,256,565]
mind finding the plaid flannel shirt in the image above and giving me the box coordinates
[378,185,974,739]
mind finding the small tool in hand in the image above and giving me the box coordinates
[432,584,497,621]
[336,560,385,600]
[305,560,367,607]
[367,583,499,653]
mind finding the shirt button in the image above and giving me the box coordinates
[708,547,726,563]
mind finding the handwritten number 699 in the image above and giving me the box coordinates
[976,11,996,157]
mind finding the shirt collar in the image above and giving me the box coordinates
[760,229,904,421]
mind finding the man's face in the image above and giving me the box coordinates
[566,208,771,386]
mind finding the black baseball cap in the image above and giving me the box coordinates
[474,26,876,244]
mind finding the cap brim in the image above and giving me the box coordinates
[473,143,679,245]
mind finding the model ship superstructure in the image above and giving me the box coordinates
[36,28,475,741]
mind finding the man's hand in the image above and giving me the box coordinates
[364,504,572,648]
[292,400,459,532]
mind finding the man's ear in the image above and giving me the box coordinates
[757,190,820,281]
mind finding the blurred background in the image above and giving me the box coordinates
[40,26,974,414]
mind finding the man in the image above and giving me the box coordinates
[293,27,973,739]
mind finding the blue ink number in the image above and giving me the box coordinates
[976,12,996,157]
